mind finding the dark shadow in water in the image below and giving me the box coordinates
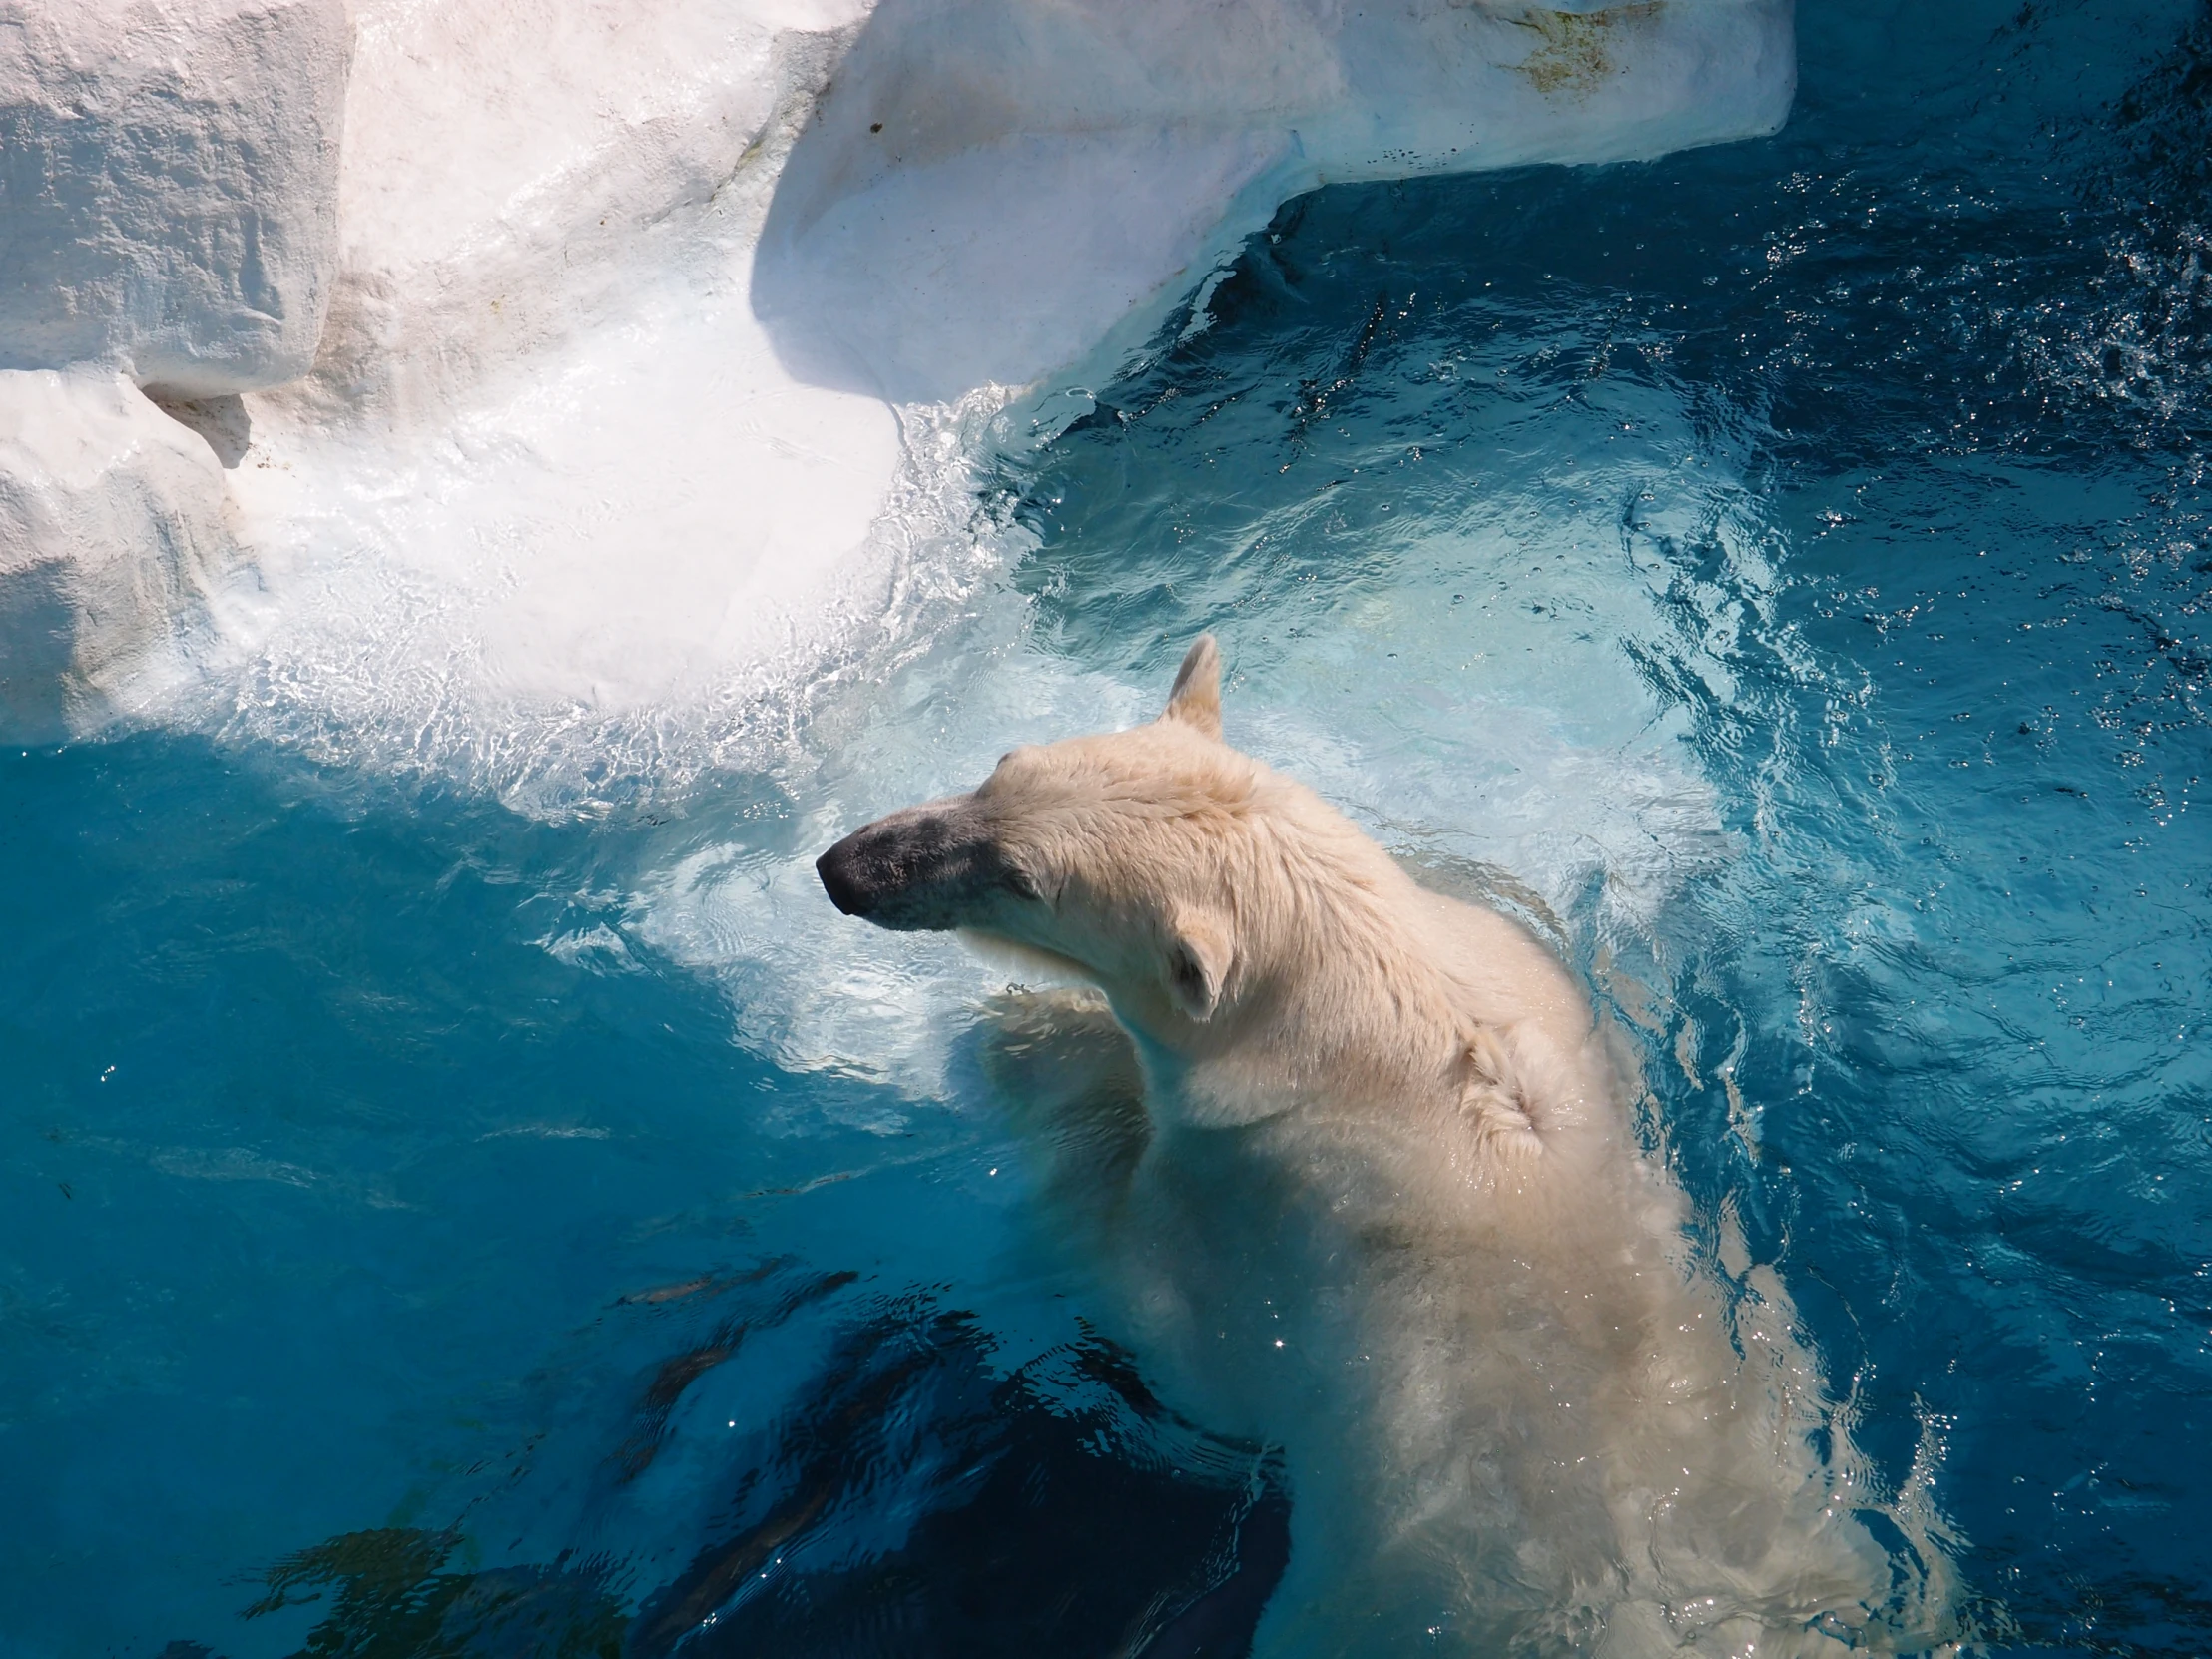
[179,1298,1287,1659]
[611,1263,860,1484]
[627,1306,1289,1659]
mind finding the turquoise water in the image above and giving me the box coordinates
[6,1,2211,1653]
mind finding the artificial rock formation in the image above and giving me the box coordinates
[0,0,347,736]
[0,370,234,737]
[0,0,1795,748]
[0,0,351,394]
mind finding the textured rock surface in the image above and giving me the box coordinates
[295,0,865,427]
[754,0,1796,400]
[0,372,233,736]
[0,0,351,394]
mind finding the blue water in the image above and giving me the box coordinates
[6,1,2211,1653]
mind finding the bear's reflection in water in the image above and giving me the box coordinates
[628,1310,1291,1658]
[224,1302,1290,1659]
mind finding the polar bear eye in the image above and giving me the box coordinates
[1004,864,1044,902]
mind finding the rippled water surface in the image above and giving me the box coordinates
[6,2,2211,1654]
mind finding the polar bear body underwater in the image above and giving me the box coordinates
[818,640,1949,1657]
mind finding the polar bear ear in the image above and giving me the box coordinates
[1161,635,1223,740]
[1164,907,1234,1022]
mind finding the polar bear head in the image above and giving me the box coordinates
[820,638,1569,1143]
[817,637,1304,1042]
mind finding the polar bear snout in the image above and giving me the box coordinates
[817,797,1022,931]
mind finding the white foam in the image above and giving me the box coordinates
[202,257,908,796]
[633,541,1731,1099]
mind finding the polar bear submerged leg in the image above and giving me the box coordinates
[821,638,1957,1656]
[973,985,1150,1235]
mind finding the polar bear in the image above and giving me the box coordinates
[817,638,1952,1658]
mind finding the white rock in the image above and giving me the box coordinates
[204,1,914,798]
[297,0,867,427]
[754,0,1796,400]
[0,371,233,737]
[0,0,351,394]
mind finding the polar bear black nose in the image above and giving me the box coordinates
[817,834,876,917]
[818,797,1008,930]
[817,806,963,924]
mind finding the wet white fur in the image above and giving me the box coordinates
[937,640,1951,1657]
